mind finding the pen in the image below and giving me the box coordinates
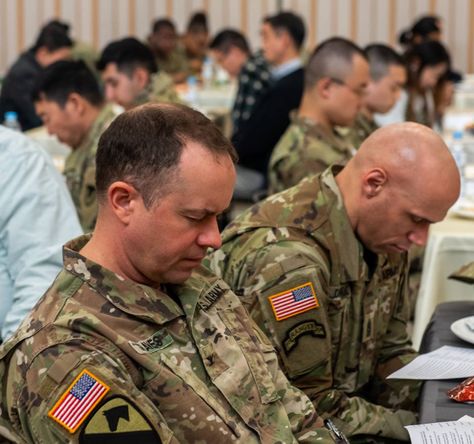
[324,418,350,444]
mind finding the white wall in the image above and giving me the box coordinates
[0,0,471,73]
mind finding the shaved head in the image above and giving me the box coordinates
[337,122,460,253]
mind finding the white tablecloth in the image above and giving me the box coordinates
[412,213,474,349]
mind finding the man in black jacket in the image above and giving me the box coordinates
[231,11,305,198]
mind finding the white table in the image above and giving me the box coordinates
[412,213,474,349]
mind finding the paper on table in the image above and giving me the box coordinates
[406,420,474,444]
[387,345,474,380]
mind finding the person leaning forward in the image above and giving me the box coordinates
[0,103,341,444]
[206,122,461,442]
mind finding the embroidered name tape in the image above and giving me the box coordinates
[49,369,110,434]
[268,282,319,321]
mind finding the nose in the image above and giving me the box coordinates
[105,85,115,102]
[197,217,222,250]
[408,224,430,247]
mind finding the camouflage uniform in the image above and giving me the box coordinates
[346,112,379,150]
[206,166,421,442]
[268,113,355,195]
[133,71,182,107]
[0,234,337,444]
[63,104,118,232]
[450,262,474,285]
[155,47,190,79]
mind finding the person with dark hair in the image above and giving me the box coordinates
[210,29,270,134]
[208,122,461,442]
[348,44,407,148]
[404,40,450,127]
[33,60,118,231]
[0,103,339,444]
[231,11,306,198]
[97,37,180,110]
[148,18,190,83]
[398,15,442,50]
[182,11,209,75]
[268,37,369,194]
[0,22,72,131]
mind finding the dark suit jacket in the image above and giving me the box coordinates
[231,67,304,176]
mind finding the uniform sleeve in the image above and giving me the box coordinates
[7,342,177,444]
[221,241,416,441]
[0,141,82,340]
[370,259,422,412]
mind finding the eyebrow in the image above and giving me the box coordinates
[182,206,230,216]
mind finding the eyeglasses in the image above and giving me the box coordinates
[329,77,366,97]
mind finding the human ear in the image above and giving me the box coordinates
[362,168,387,198]
[107,181,141,225]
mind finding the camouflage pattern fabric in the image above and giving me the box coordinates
[0,234,336,443]
[206,166,421,442]
[134,71,183,108]
[63,104,118,232]
[268,113,355,195]
[345,113,379,150]
[155,47,190,78]
[450,262,474,285]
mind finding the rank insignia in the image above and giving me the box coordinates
[49,369,110,433]
[268,282,319,321]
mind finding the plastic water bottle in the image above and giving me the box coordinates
[3,111,21,131]
[201,56,214,89]
[451,130,466,198]
[186,75,198,107]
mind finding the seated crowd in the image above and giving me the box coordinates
[0,10,465,444]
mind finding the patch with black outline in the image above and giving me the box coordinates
[79,396,162,443]
[283,320,326,352]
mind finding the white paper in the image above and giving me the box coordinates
[387,345,474,380]
[406,421,474,444]
[458,416,474,423]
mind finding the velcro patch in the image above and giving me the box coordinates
[49,369,110,433]
[79,396,162,443]
[283,320,326,352]
[198,282,225,311]
[129,329,173,354]
[268,282,319,321]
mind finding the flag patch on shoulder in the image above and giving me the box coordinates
[49,369,110,434]
[268,282,319,321]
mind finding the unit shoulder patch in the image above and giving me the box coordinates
[268,282,319,321]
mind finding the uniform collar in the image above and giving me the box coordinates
[75,104,117,153]
[63,235,184,325]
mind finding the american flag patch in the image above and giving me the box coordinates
[268,282,319,321]
[48,369,110,433]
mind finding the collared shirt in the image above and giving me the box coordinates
[268,112,355,194]
[0,126,82,340]
[0,234,334,443]
[206,166,421,441]
[270,58,302,81]
[63,104,118,232]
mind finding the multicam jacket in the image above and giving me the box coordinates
[133,71,182,108]
[345,112,379,150]
[206,166,421,442]
[268,114,355,195]
[63,104,118,232]
[0,235,336,444]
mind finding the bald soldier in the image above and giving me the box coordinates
[0,104,340,443]
[268,37,369,195]
[207,123,460,442]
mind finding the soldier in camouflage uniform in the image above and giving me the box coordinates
[97,37,181,111]
[34,60,118,232]
[207,123,461,442]
[0,104,340,444]
[268,37,369,195]
[346,44,407,150]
